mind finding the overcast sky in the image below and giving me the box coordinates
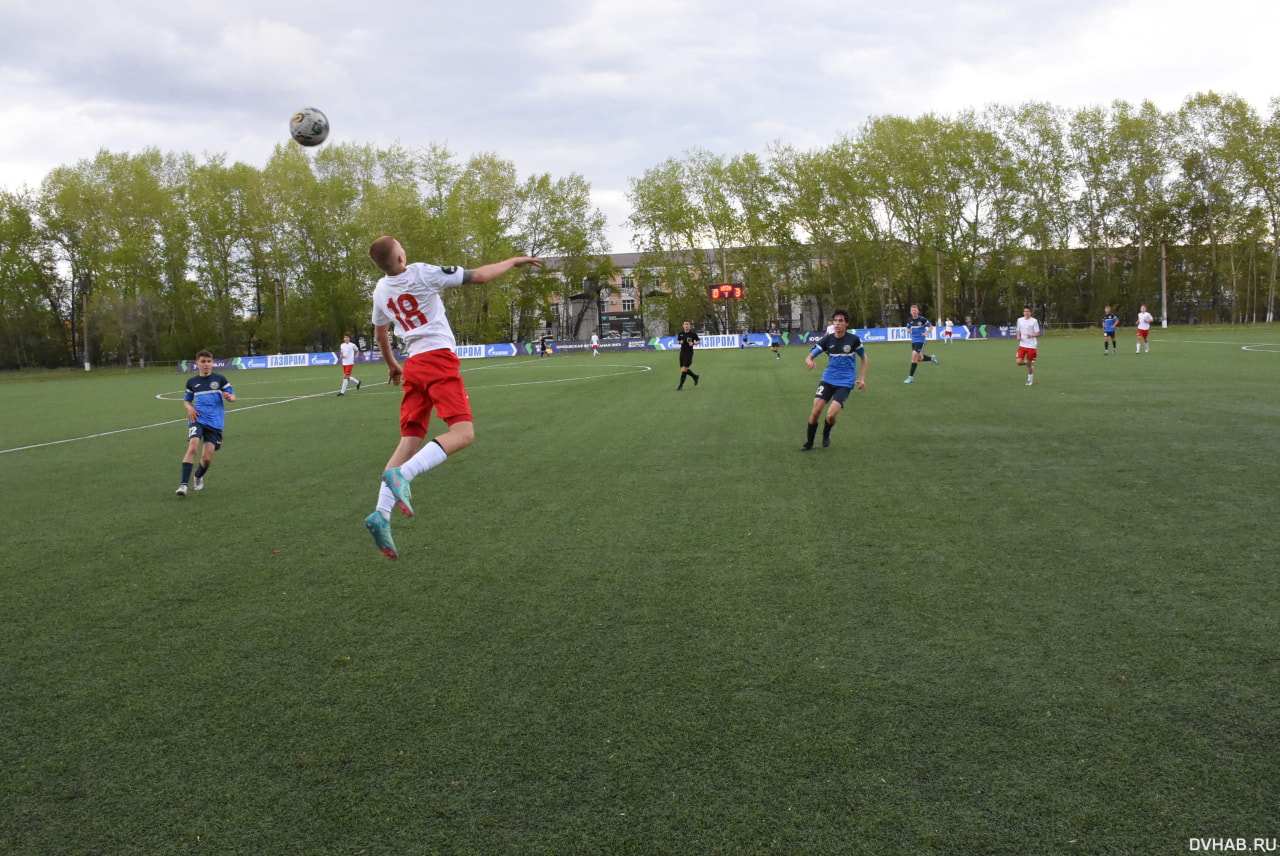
[2,0,1277,252]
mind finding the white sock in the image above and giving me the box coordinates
[400,439,448,480]
[376,483,395,519]
[341,378,349,393]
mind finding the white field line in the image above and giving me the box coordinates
[1,363,653,455]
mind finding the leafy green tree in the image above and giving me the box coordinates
[0,190,62,367]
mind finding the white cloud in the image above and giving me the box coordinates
[1,0,1278,251]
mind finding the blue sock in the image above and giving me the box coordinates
[181,462,193,485]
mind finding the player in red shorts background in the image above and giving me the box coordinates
[1015,305,1040,386]
[1136,304,1154,354]
[363,235,542,558]
[337,334,362,396]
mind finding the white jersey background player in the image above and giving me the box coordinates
[1015,306,1041,386]
[338,334,362,396]
[591,331,599,356]
[1136,305,1154,353]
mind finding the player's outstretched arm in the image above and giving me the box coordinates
[465,257,543,285]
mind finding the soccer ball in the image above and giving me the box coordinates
[289,107,330,147]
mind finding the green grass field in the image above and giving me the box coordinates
[3,328,1279,855]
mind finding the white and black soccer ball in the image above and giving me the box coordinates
[289,107,330,147]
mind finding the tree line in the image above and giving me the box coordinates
[627,92,1280,334]
[2,91,1278,368]
[0,143,612,368]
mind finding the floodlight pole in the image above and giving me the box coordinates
[80,275,91,372]
[1161,241,1169,328]
[274,278,282,353]
[935,247,944,329]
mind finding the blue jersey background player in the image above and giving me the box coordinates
[1102,305,1118,354]
[904,303,937,383]
[801,310,867,450]
[177,349,236,497]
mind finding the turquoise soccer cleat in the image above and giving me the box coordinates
[364,512,398,560]
[382,467,414,517]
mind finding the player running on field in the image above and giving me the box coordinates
[770,324,782,359]
[1102,306,1118,355]
[676,321,701,389]
[176,350,236,496]
[801,309,867,450]
[1136,304,1154,353]
[364,235,542,559]
[1015,305,1040,386]
[903,304,937,383]
[338,334,363,395]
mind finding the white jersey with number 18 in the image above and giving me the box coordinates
[371,262,466,358]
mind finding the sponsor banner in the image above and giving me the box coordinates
[517,338,648,355]
[796,326,991,345]
[653,334,742,350]
[183,351,402,371]
[178,357,236,372]
[178,326,1017,372]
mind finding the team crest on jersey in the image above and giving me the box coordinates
[211,381,220,389]
[842,344,851,352]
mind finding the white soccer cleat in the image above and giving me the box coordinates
[175,484,188,497]
[193,476,204,491]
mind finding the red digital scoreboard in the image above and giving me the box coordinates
[709,283,743,300]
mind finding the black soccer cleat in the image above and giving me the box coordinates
[799,443,813,452]
[822,436,831,448]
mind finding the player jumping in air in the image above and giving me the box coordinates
[338,334,363,395]
[364,236,542,559]
[176,350,236,496]
[903,304,937,383]
[801,310,867,450]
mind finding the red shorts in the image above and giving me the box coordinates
[342,364,354,378]
[1017,347,1037,362]
[1137,329,1149,340]
[400,350,471,438]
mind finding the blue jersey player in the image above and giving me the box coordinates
[177,350,236,497]
[801,310,867,450]
[903,303,937,383]
[1102,305,1118,354]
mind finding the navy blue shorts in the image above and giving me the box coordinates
[814,382,852,405]
[188,422,223,450]
[912,341,926,353]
